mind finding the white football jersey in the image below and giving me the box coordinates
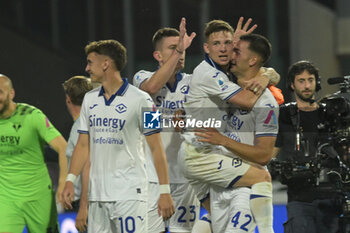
[223,88,279,150]
[182,56,242,150]
[78,79,158,201]
[133,70,191,183]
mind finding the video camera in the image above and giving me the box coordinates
[319,75,350,164]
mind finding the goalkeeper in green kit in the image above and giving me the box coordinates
[0,74,68,233]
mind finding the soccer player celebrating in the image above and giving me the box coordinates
[133,18,199,233]
[62,39,174,233]
[179,19,278,233]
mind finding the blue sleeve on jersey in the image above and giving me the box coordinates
[77,130,89,134]
[256,133,277,137]
[224,88,243,101]
[144,128,162,136]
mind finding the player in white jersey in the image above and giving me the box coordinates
[62,39,175,233]
[133,18,200,233]
[62,76,93,232]
[195,34,279,233]
[179,19,278,233]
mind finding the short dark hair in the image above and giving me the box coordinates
[152,27,180,50]
[240,34,271,65]
[62,76,93,106]
[85,40,127,72]
[204,20,234,41]
[287,60,319,85]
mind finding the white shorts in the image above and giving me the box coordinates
[148,182,165,233]
[167,183,200,232]
[88,200,147,233]
[178,142,250,200]
[210,186,256,233]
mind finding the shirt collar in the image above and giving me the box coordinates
[204,53,227,74]
[98,78,129,106]
[98,78,129,97]
[155,66,183,93]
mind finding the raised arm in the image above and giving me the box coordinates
[48,135,68,207]
[145,132,175,220]
[139,17,196,94]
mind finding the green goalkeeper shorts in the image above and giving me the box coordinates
[0,189,59,233]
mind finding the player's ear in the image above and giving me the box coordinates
[102,58,110,72]
[290,82,295,91]
[249,55,258,67]
[203,43,210,54]
[65,95,71,104]
[153,51,162,62]
[10,88,15,100]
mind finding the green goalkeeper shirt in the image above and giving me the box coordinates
[0,103,61,201]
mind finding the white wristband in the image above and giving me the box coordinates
[66,173,77,184]
[159,184,171,194]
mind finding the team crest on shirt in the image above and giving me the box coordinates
[12,123,22,132]
[115,104,127,113]
[180,85,189,94]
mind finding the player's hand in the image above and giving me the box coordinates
[158,193,175,221]
[75,204,88,232]
[172,109,185,132]
[233,17,257,45]
[176,17,196,54]
[261,67,280,85]
[62,181,74,210]
[244,75,269,96]
[195,128,225,145]
[56,180,65,207]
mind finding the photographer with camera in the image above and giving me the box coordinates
[272,61,341,233]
